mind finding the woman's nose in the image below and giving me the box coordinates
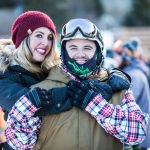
[41,37,51,47]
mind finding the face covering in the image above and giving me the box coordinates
[63,49,102,78]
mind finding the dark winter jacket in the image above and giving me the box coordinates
[32,67,123,150]
[0,65,43,113]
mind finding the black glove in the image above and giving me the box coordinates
[87,79,113,101]
[107,68,131,93]
[68,80,97,109]
[68,80,112,109]
[25,87,72,116]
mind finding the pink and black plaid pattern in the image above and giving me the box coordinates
[5,90,149,149]
[85,90,149,145]
[5,95,41,150]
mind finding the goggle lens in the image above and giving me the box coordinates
[62,18,96,38]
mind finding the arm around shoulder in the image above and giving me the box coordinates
[85,90,149,145]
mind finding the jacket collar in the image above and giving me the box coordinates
[47,66,109,83]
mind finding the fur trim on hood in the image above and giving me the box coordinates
[0,39,16,73]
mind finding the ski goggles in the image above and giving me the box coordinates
[61,18,103,48]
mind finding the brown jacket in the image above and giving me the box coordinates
[32,66,123,150]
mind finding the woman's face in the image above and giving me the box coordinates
[29,27,53,62]
[65,39,96,65]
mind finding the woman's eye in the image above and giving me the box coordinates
[48,35,53,41]
[36,34,42,38]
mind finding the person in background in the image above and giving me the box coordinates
[113,38,150,150]
[5,19,149,150]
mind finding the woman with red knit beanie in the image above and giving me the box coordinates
[0,11,73,149]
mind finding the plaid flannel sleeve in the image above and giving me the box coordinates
[5,95,41,150]
[85,90,149,145]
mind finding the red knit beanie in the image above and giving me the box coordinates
[11,11,56,48]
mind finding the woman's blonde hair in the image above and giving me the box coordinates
[0,33,61,75]
[15,33,60,75]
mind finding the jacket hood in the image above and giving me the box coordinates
[0,40,16,73]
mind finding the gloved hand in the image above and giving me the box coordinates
[25,87,53,108]
[107,68,131,93]
[25,87,72,116]
[87,79,113,101]
[67,80,97,109]
[68,79,113,109]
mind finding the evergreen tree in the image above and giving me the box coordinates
[124,0,150,26]
[0,0,17,8]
